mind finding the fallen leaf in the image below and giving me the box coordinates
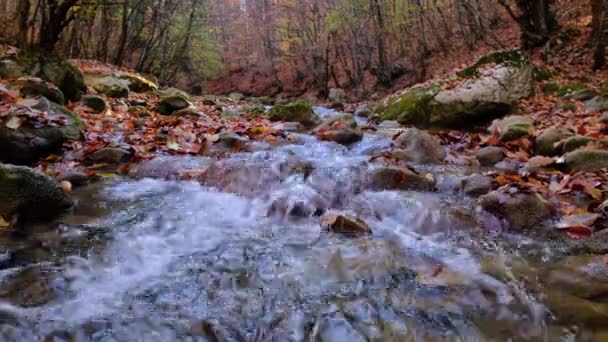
[5,116,23,129]
[0,216,9,228]
[566,226,593,240]
[556,213,600,229]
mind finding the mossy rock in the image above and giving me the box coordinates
[479,187,553,230]
[84,74,130,98]
[0,164,72,224]
[81,95,108,114]
[128,106,151,117]
[562,136,608,153]
[556,83,589,98]
[476,146,506,166]
[158,95,192,115]
[9,77,65,105]
[173,107,206,117]
[245,106,266,117]
[115,73,157,93]
[543,82,560,95]
[267,100,321,128]
[154,87,191,100]
[457,50,529,78]
[374,85,440,126]
[0,98,83,164]
[585,95,608,113]
[533,66,554,81]
[490,115,535,142]
[563,149,608,172]
[535,128,572,156]
[0,49,86,101]
[229,92,245,101]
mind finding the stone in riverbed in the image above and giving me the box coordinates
[80,95,108,114]
[0,164,72,224]
[476,146,505,166]
[478,186,553,230]
[392,128,445,164]
[489,115,534,142]
[87,146,133,164]
[367,166,436,191]
[535,127,572,156]
[438,174,493,197]
[158,95,192,115]
[9,77,65,105]
[544,254,608,300]
[562,149,608,172]
[84,74,130,98]
[267,100,321,128]
[315,114,362,145]
[321,212,372,236]
[0,98,83,165]
[562,135,607,153]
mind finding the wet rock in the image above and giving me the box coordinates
[354,106,372,118]
[0,50,86,101]
[321,212,372,236]
[173,107,206,117]
[563,149,608,172]
[87,146,133,164]
[535,127,572,156]
[544,254,608,300]
[585,95,608,113]
[392,128,445,164]
[367,166,436,191]
[267,185,329,219]
[229,92,245,101]
[329,102,344,111]
[158,95,192,115]
[84,74,130,98]
[267,100,321,128]
[271,122,306,132]
[478,187,553,230]
[315,114,362,145]
[0,98,84,164]
[9,77,65,105]
[202,99,216,106]
[316,315,366,342]
[214,132,249,148]
[438,174,493,197]
[0,265,59,307]
[544,291,608,328]
[565,88,599,101]
[127,105,151,117]
[378,120,401,129]
[80,95,108,114]
[56,171,91,187]
[476,146,506,166]
[562,135,606,153]
[0,164,72,223]
[489,115,534,142]
[375,51,534,127]
[130,156,213,180]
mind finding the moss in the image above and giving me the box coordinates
[127,106,150,116]
[561,103,578,112]
[374,84,441,126]
[564,149,608,172]
[267,99,320,127]
[245,106,265,117]
[543,82,560,94]
[457,50,528,78]
[562,136,601,153]
[557,83,588,97]
[533,67,553,81]
[158,95,191,115]
[81,95,107,113]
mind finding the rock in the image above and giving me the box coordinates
[87,146,132,164]
[130,99,147,107]
[476,146,505,166]
[0,98,83,164]
[154,87,191,99]
[489,115,534,142]
[563,149,608,172]
[214,133,249,148]
[544,254,608,300]
[478,187,553,230]
[354,107,372,118]
[565,88,599,101]
[114,72,157,93]
[392,128,445,164]
[228,92,245,101]
[133,118,147,128]
[9,77,65,105]
[158,95,192,115]
[562,135,605,153]
[84,74,129,98]
[202,99,216,106]
[328,88,348,102]
[80,95,108,113]
[585,95,608,113]
[522,156,556,173]
[438,174,493,197]
[321,212,372,236]
[378,120,401,129]
[129,156,213,180]
[56,171,92,187]
[314,114,362,145]
[367,166,436,191]
[0,50,86,101]
[0,164,72,224]
[267,100,321,128]
[375,50,534,127]
[271,122,306,132]
[127,105,151,117]
[535,127,572,156]
[267,185,328,219]
[173,107,206,117]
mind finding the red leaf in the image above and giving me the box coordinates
[566,226,593,240]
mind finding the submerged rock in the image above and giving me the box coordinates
[374,50,534,127]
[267,100,321,128]
[392,128,446,164]
[478,187,553,230]
[439,174,493,197]
[0,98,83,164]
[87,146,133,164]
[367,166,436,191]
[535,127,572,156]
[315,114,362,145]
[9,77,65,105]
[0,164,72,224]
[544,254,608,300]
[476,146,505,166]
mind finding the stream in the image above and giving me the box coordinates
[0,107,605,341]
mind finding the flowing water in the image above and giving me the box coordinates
[0,108,605,341]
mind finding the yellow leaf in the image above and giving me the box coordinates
[0,216,9,228]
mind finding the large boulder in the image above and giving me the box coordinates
[267,100,321,128]
[84,74,130,98]
[478,187,553,230]
[0,50,86,101]
[8,77,65,105]
[0,164,72,224]
[374,50,534,127]
[392,128,446,164]
[0,98,83,164]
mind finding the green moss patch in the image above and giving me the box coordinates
[457,50,528,78]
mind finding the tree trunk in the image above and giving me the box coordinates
[592,0,608,69]
[17,0,30,49]
[499,0,557,49]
